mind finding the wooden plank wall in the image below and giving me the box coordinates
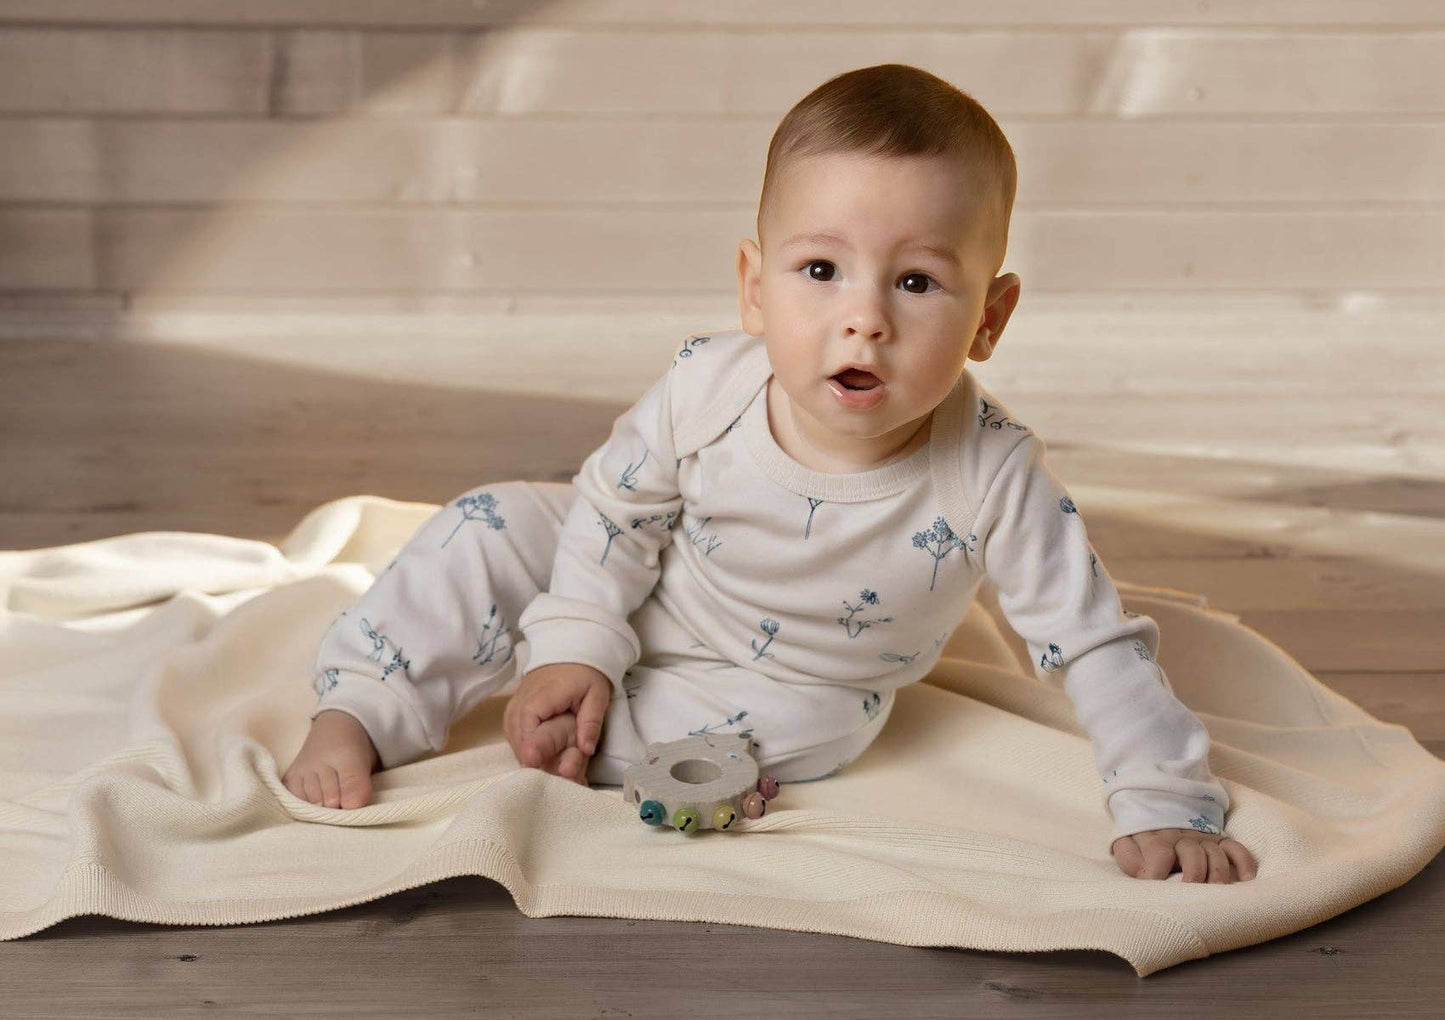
[0,1,1442,406]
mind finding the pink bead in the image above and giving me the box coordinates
[757,775,780,800]
[741,792,767,818]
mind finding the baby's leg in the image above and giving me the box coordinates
[583,596,897,787]
[283,480,576,807]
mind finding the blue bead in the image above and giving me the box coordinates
[639,799,666,825]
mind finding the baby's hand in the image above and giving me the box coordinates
[502,662,612,785]
[1111,828,1257,883]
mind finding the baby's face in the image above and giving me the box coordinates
[737,151,1019,466]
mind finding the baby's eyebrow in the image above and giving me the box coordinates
[780,231,959,264]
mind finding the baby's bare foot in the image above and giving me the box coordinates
[282,709,381,809]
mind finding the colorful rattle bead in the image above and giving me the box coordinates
[638,799,666,825]
[757,775,780,800]
[712,804,738,830]
[741,791,767,819]
[673,807,701,833]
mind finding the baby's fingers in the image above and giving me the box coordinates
[518,713,575,771]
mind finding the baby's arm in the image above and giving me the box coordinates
[513,345,686,753]
[972,433,1236,860]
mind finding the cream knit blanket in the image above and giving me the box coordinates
[2,494,1441,977]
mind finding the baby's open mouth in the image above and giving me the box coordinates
[833,369,882,391]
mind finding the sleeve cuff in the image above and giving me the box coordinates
[1106,786,1228,850]
[518,598,641,693]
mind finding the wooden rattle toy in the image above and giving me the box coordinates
[622,733,781,833]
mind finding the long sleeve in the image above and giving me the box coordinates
[972,433,1230,847]
[516,365,683,693]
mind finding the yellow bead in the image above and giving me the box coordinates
[712,804,738,830]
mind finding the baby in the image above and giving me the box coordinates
[283,63,1256,884]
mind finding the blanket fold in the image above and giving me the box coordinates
[2,494,1441,977]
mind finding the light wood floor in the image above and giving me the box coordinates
[1,336,1442,1017]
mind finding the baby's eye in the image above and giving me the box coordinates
[899,272,937,295]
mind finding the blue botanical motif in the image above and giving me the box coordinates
[963,531,978,555]
[1089,551,1098,578]
[977,399,1031,432]
[1060,496,1077,515]
[621,668,639,700]
[1130,639,1152,662]
[932,629,952,652]
[472,602,514,667]
[618,448,648,491]
[725,413,743,434]
[358,618,411,682]
[1188,816,1222,835]
[684,514,722,556]
[597,512,623,564]
[750,617,780,661]
[912,516,965,591]
[631,510,679,532]
[880,650,920,664]
[861,692,882,719]
[837,588,894,638]
[803,497,824,539]
[1039,641,1064,673]
[671,334,711,369]
[314,668,340,697]
[380,647,411,682]
[443,491,507,547]
[688,708,752,741]
[1201,794,1216,803]
[359,617,389,661]
[1123,610,1141,619]
[1103,769,1118,784]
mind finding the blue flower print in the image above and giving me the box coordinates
[1089,551,1098,578]
[618,448,648,491]
[597,513,623,564]
[725,413,743,434]
[1060,496,1077,515]
[912,516,964,591]
[671,334,711,369]
[862,692,882,720]
[684,515,722,556]
[1039,642,1064,673]
[359,617,389,661]
[803,497,824,539]
[632,510,679,532]
[472,602,514,667]
[977,399,1030,432]
[1130,639,1152,662]
[314,668,340,698]
[1188,816,1222,835]
[751,617,780,661]
[880,650,920,664]
[380,647,411,682]
[837,588,894,638]
[689,708,752,741]
[443,491,507,547]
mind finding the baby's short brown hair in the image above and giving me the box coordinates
[757,63,1017,273]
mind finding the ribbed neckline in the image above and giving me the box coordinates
[741,375,932,501]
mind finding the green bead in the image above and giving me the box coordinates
[638,800,666,825]
[673,807,700,833]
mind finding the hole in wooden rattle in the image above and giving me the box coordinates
[670,758,723,784]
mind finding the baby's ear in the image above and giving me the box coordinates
[967,326,998,362]
[736,238,765,336]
